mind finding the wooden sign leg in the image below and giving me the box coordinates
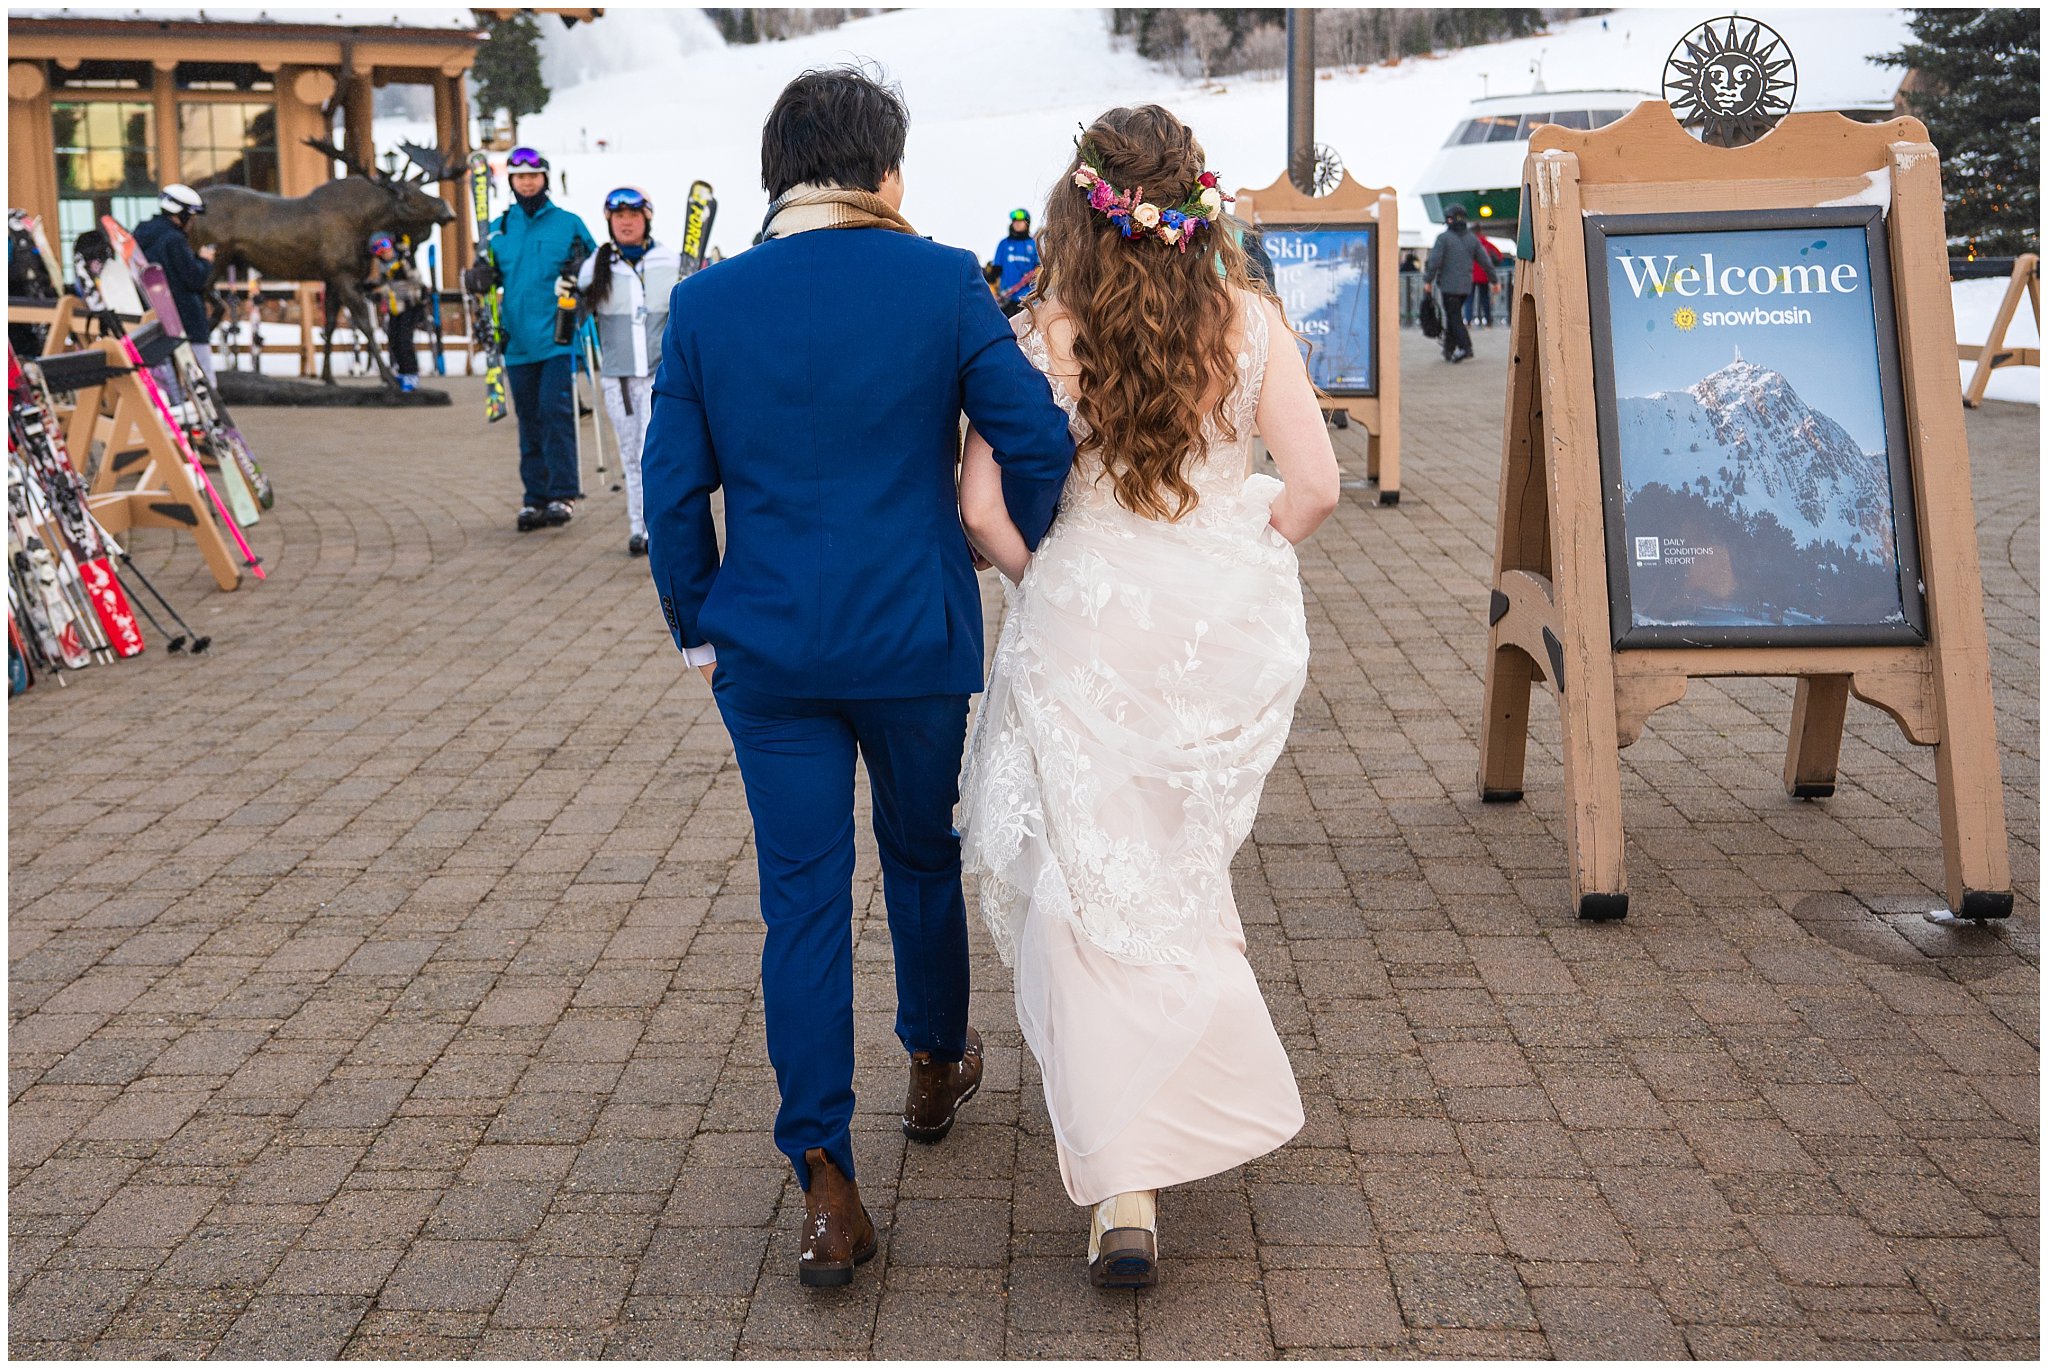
[1533,152,1628,920]
[1372,418,1400,505]
[1962,256,2028,408]
[1783,675,1850,798]
[1892,143,2013,918]
[1479,306,1544,803]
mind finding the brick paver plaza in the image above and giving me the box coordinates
[8,336,2038,1358]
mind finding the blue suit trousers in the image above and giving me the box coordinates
[713,681,973,1187]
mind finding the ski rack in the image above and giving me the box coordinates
[1477,103,2010,923]
[7,295,94,354]
[37,340,240,591]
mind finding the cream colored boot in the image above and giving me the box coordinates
[1086,1190,1158,1289]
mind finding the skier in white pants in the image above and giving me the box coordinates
[576,187,685,556]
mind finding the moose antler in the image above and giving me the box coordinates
[303,136,378,181]
[397,141,467,185]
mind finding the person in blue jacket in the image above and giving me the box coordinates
[133,184,216,383]
[991,207,1038,315]
[641,65,1073,1288]
[479,148,596,531]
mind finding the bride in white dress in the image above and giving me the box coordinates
[956,106,1340,1289]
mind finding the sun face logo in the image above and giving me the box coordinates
[1672,306,1699,331]
[1665,16,1796,147]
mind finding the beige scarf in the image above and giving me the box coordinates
[761,182,918,241]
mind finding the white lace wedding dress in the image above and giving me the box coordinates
[959,294,1306,1205]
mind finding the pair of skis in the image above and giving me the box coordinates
[11,344,212,672]
[467,151,510,422]
[681,180,718,275]
[9,344,142,679]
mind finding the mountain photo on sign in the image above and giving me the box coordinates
[1590,211,1923,643]
[1265,227,1376,396]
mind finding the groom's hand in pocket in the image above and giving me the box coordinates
[697,662,716,687]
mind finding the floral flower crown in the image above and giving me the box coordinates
[1070,133,1231,252]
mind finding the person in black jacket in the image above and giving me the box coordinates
[132,184,217,382]
[1423,203,1493,363]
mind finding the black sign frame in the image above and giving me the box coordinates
[1583,204,1928,649]
[1264,220,1380,399]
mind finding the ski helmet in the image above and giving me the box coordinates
[1009,207,1031,227]
[159,183,205,217]
[368,231,396,255]
[604,186,653,216]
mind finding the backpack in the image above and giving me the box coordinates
[1419,289,1443,340]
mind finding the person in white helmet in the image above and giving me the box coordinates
[575,186,684,555]
[132,184,218,383]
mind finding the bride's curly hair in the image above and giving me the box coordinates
[1034,105,1255,522]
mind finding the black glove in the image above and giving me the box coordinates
[463,259,496,294]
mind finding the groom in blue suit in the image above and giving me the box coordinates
[641,66,1074,1286]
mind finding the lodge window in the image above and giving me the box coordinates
[52,99,158,268]
[178,101,280,192]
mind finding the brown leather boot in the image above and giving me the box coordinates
[799,1148,876,1288]
[902,1025,984,1143]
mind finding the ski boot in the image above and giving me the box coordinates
[397,373,417,393]
[627,533,648,557]
[517,503,545,533]
[542,500,574,528]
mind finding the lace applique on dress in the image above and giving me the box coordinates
[963,293,1307,970]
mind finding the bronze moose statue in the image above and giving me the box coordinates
[190,139,457,386]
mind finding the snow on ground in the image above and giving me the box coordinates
[1953,276,2043,405]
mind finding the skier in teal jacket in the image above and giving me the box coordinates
[481,147,596,531]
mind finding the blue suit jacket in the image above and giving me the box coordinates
[642,227,1075,699]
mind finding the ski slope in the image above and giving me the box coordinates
[377,5,2034,404]
[504,7,1912,262]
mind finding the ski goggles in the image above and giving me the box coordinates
[505,146,549,170]
[1009,209,1030,223]
[604,187,652,214]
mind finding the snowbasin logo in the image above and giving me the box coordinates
[1681,304,1815,328]
[1635,536,1661,562]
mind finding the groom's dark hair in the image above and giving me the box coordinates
[760,64,909,200]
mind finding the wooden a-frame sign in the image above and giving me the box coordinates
[1959,252,2038,409]
[1478,103,2012,922]
[1237,170,1403,503]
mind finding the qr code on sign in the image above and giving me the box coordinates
[1634,537,1661,562]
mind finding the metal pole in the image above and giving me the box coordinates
[1287,9,1315,193]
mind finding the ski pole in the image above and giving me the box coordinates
[112,560,181,651]
[102,535,209,654]
[582,325,608,480]
[429,245,445,376]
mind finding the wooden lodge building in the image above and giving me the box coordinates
[7,7,491,287]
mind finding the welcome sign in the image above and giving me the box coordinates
[1583,205,1926,647]
[1263,225,1378,396]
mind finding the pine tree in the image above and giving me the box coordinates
[471,12,550,143]
[1881,9,2040,254]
